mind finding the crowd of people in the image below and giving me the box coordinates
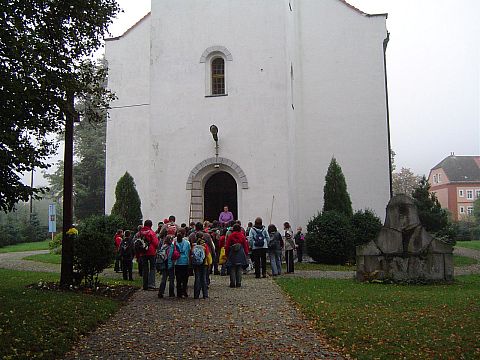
[113,209,305,300]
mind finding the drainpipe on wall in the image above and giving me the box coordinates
[383,31,393,199]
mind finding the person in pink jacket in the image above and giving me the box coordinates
[139,219,159,290]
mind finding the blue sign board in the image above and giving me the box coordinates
[48,204,56,233]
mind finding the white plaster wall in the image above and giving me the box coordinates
[147,0,292,225]
[105,16,151,216]
[293,0,390,227]
[105,0,391,229]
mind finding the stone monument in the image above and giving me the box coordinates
[356,194,454,282]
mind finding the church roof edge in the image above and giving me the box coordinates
[105,12,151,42]
[339,0,388,18]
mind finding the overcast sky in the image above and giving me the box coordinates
[35,0,479,186]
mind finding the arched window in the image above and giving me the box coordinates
[211,57,225,95]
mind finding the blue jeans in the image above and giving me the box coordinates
[193,265,208,299]
[142,255,156,290]
[159,266,175,296]
[269,250,282,276]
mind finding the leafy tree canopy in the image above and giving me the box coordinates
[392,167,422,196]
[0,0,120,212]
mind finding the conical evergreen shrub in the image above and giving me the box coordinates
[323,157,353,217]
[111,172,142,230]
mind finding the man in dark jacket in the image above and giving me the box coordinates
[119,230,135,281]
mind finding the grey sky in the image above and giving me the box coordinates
[34,0,479,187]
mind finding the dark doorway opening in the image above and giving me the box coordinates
[204,172,237,222]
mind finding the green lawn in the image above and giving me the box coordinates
[0,269,125,359]
[277,275,480,360]
[453,254,478,267]
[0,240,50,253]
[23,253,62,264]
[456,240,480,251]
[282,262,355,272]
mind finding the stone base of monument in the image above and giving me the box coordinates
[356,195,454,283]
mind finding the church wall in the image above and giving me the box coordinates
[293,0,390,225]
[105,16,152,215]
[146,0,292,225]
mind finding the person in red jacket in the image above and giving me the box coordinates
[139,219,159,290]
[114,229,123,273]
[225,224,249,288]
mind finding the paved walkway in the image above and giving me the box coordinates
[453,247,480,276]
[65,275,345,359]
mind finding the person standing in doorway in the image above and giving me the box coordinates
[218,205,234,226]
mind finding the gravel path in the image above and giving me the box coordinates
[65,274,345,360]
[454,246,480,276]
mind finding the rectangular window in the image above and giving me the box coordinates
[459,189,464,197]
[211,58,225,95]
[467,207,474,215]
[437,174,441,183]
[433,175,437,184]
[459,206,465,214]
[476,190,480,199]
[467,190,473,200]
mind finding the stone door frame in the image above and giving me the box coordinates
[186,157,248,223]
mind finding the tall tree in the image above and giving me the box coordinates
[392,167,422,196]
[323,157,353,217]
[0,1,120,213]
[111,172,143,230]
[412,176,449,234]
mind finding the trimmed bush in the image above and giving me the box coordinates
[352,209,382,248]
[323,157,353,217]
[306,211,353,265]
[111,172,142,230]
[49,233,63,254]
[74,214,126,287]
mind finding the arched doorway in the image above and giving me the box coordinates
[204,172,237,222]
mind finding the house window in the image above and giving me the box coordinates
[433,175,437,184]
[467,207,474,215]
[459,189,464,197]
[476,190,480,199]
[211,57,225,95]
[467,190,473,200]
[437,174,441,183]
[459,206,465,214]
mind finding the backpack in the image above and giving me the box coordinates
[166,223,177,236]
[268,233,280,250]
[191,244,206,266]
[252,228,265,248]
[231,243,242,253]
[134,232,149,253]
[171,242,181,261]
[155,246,168,271]
[120,238,133,256]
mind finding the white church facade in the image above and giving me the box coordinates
[105,0,392,228]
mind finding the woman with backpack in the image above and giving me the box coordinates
[158,235,175,298]
[192,233,209,299]
[225,224,249,288]
[248,217,269,278]
[174,228,191,298]
[267,224,283,277]
[284,222,296,273]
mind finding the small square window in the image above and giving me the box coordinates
[467,207,474,215]
[467,190,473,200]
[459,190,464,197]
